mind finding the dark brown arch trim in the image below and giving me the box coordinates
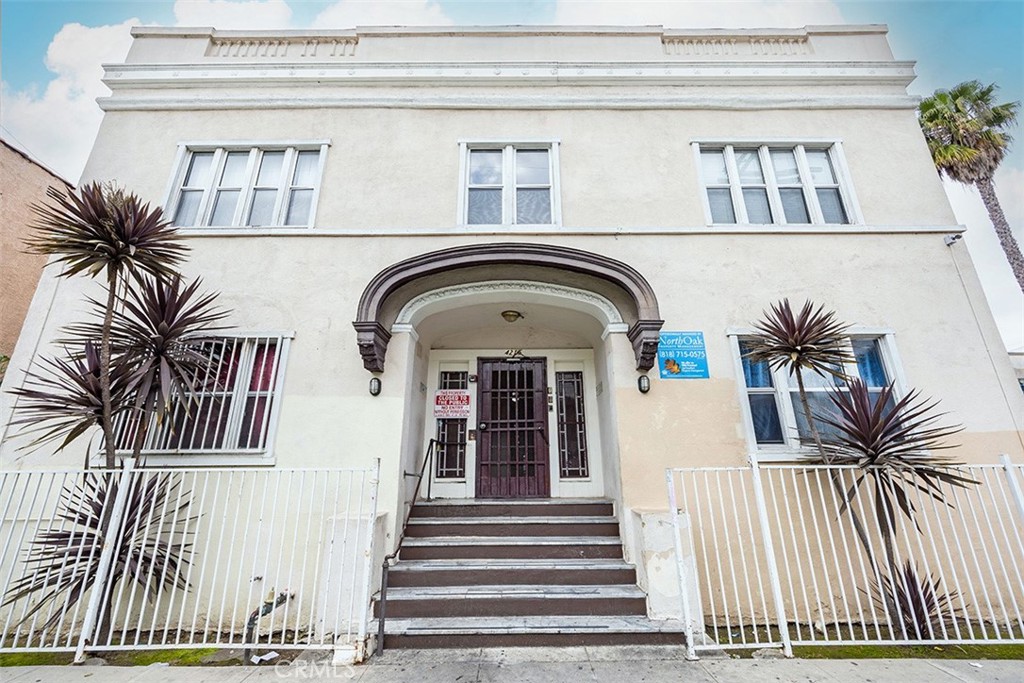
[353,242,664,372]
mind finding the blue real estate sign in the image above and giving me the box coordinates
[658,331,709,379]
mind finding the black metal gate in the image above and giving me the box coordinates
[476,358,549,498]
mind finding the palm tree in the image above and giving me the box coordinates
[24,183,188,467]
[918,81,1023,291]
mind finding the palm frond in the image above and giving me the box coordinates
[867,561,961,640]
[743,298,853,380]
[2,472,194,629]
[24,182,188,281]
[815,378,972,530]
[7,343,138,452]
[918,80,1019,184]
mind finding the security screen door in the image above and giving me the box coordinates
[476,358,550,498]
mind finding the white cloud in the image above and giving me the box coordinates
[0,20,138,183]
[944,167,1024,351]
[0,2,299,182]
[311,0,452,28]
[173,0,293,29]
[553,0,844,27]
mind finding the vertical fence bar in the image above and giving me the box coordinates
[1000,454,1024,523]
[73,460,136,663]
[355,459,381,660]
[747,454,792,656]
[666,469,697,660]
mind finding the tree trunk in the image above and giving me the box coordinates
[794,370,825,459]
[797,369,901,626]
[100,269,118,468]
[977,176,1024,292]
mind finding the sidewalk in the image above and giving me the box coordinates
[3,647,1021,683]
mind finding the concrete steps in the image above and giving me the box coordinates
[382,615,689,648]
[376,498,686,648]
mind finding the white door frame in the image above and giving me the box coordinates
[424,348,605,499]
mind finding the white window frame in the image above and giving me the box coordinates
[104,332,293,467]
[693,140,863,227]
[457,140,562,226]
[164,141,329,229]
[728,328,906,461]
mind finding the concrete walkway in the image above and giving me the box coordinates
[3,647,1022,683]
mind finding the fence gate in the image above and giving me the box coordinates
[668,455,1024,659]
[0,459,380,662]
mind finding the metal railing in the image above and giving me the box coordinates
[375,438,439,656]
[667,454,1024,659]
[0,460,380,662]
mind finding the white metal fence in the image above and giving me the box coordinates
[667,455,1024,659]
[0,460,380,661]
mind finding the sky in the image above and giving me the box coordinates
[1,0,1022,349]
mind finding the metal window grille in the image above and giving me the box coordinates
[113,335,285,455]
[556,371,589,479]
[435,371,468,478]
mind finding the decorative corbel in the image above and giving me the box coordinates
[353,321,391,373]
[627,319,664,372]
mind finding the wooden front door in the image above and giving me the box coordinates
[476,358,550,498]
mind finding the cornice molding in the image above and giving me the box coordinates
[174,224,965,238]
[99,93,920,113]
[102,60,915,90]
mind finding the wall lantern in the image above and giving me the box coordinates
[369,377,382,396]
[637,375,651,394]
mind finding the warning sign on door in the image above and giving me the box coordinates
[434,389,471,418]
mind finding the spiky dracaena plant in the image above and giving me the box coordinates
[8,342,138,458]
[867,560,961,641]
[743,299,853,458]
[24,183,188,467]
[817,379,971,562]
[19,275,227,461]
[818,379,972,632]
[65,274,229,459]
[2,472,193,642]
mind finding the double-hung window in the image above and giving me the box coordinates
[696,142,857,226]
[168,143,327,228]
[459,142,561,225]
[732,332,901,456]
[113,334,290,462]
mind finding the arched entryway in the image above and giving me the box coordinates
[353,243,664,500]
[353,242,664,373]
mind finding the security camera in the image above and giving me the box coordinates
[944,234,963,246]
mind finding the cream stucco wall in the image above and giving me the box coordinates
[3,27,1023,578]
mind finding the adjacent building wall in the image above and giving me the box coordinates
[0,140,70,375]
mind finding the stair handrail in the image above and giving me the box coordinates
[375,437,441,656]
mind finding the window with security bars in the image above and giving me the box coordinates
[698,143,854,226]
[460,143,559,225]
[435,370,468,478]
[556,371,589,478]
[113,335,286,454]
[169,145,326,228]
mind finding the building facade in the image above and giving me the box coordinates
[2,24,1023,648]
